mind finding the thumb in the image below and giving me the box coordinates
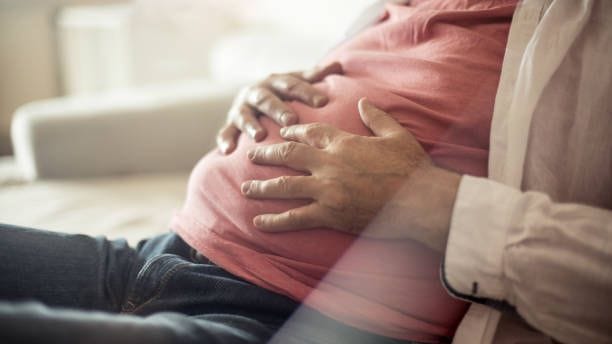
[302,61,343,83]
[358,98,404,137]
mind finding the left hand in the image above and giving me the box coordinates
[242,98,457,245]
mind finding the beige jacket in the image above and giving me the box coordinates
[443,0,612,343]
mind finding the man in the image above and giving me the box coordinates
[2,1,511,343]
[223,0,612,343]
[0,1,610,344]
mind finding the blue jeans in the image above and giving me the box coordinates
[0,223,427,344]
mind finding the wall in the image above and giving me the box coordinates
[0,0,124,155]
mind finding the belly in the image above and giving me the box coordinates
[174,0,513,337]
[184,75,466,289]
[179,78,466,332]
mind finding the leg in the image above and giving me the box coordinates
[120,233,301,328]
[0,223,135,311]
[0,302,274,344]
[0,226,297,343]
[0,225,414,343]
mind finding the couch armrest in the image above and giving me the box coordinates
[11,80,240,179]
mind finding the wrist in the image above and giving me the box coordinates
[403,165,461,252]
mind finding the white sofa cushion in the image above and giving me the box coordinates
[0,158,187,245]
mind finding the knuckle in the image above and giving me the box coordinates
[285,210,302,226]
[276,176,290,192]
[218,122,234,136]
[284,79,301,93]
[236,105,256,125]
[278,142,298,160]
[248,87,272,106]
[244,85,257,99]
[274,76,298,91]
[255,94,273,107]
[303,123,325,139]
[238,103,252,115]
[312,124,336,148]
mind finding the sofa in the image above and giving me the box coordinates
[0,0,377,244]
[2,80,235,244]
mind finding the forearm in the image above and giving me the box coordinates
[387,166,461,252]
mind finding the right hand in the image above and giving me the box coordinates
[216,61,343,154]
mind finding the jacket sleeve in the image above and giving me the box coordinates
[442,175,612,344]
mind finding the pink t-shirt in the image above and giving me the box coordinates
[172,0,516,341]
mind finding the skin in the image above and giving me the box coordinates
[217,63,460,253]
[216,61,343,154]
[241,98,461,252]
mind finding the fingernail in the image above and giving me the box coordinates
[358,97,371,112]
[253,216,263,228]
[280,127,288,137]
[247,149,255,160]
[281,112,295,126]
[313,95,327,107]
[246,124,258,139]
[219,141,229,154]
[241,181,251,194]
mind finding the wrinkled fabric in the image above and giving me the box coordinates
[173,0,517,341]
[444,0,612,343]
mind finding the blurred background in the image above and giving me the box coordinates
[0,0,375,243]
[0,0,375,155]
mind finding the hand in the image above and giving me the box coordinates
[216,61,343,154]
[241,98,461,250]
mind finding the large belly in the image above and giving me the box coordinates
[175,0,513,337]
[186,73,451,270]
[180,75,463,332]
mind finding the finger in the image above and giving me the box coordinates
[231,104,267,141]
[247,142,322,172]
[268,75,328,107]
[357,98,405,137]
[279,123,341,149]
[241,176,318,200]
[301,61,343,83]
[246,87,298,126]
[253,203,325,232]
[216,123,240,154]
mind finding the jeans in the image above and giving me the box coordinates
[0,223,427,344]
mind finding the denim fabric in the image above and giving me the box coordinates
[0,223,428,344]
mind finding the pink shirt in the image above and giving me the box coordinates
[172,0,516,341]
